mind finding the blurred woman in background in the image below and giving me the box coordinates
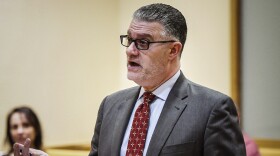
[2,106,43,156]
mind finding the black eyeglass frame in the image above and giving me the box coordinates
[120,35,176,50]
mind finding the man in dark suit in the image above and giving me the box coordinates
[14,3,246,156]
[88,3,246,156]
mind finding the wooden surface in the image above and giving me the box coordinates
[45,139,280,156]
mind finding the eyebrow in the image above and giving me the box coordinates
[127,31,153,39]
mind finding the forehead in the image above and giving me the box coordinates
[10,112,28,124]
[127,20,165,39]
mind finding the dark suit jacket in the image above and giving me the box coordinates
[89,72,246,156]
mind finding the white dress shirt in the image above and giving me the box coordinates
[120,70,180,156]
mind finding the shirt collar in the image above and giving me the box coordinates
[138,70,181,101]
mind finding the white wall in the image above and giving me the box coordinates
[0,0,232,150]
[0,0,120,149]
[241,0,280,139]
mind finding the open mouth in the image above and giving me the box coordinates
[129,61,141,67]
[128,61,141,67]
[127,61,142,71]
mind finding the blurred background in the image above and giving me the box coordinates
[0,0,279,155]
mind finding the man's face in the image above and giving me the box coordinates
[126,20,173,90]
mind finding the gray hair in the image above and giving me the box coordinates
[133,3,187,53]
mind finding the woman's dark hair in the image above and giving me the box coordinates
[4,106,43,154]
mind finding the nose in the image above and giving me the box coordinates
[126,42,139,56]
[17,126,24,135]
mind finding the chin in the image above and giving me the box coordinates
[16,139,25,144]
[127,74,142,84]
[127,74,137,82]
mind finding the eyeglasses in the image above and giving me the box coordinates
[120,35,176,50]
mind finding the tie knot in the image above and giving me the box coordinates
[143,92,155,103]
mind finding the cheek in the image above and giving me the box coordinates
[147,54,167,68]
[26,127,36,139]
[141,50,169,74]
[10,129,17,139]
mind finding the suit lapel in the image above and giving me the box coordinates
[111,87,140,154]
[146,73,190,156]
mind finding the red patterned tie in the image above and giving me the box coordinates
[126,92,156,156]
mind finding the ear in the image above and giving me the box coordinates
[169,42,182,60]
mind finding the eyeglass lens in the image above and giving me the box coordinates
[122,36,149,50]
